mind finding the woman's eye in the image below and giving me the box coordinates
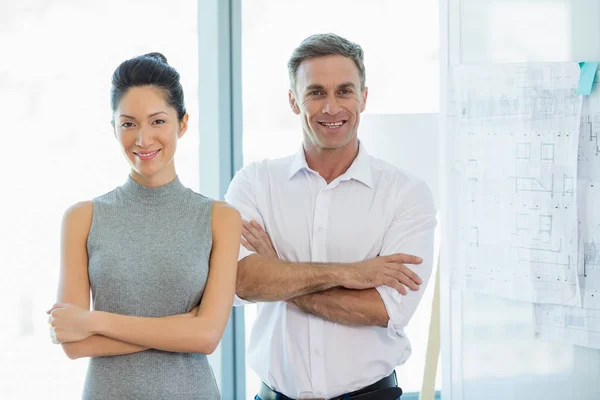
[153,119,165,125]
[121,122,134,128]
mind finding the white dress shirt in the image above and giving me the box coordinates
[225,143,437,399]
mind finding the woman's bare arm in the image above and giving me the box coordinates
[55,201,151,359]
[83,201,241,354]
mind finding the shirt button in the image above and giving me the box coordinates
[317,226,324,233]
[314,348,320,355]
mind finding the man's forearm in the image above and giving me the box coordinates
[62,335,147,359]
[236,254,349,302]
[287,287,389,327]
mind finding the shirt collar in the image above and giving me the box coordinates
[287,145,310,180]
[287,141,373,189]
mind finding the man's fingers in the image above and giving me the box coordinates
[401,265,423,285]
[256,226,272,242]
[241,237,256,252]
[242,220,259,237]
[249,220,273,243]
[393,271,420,291]
[242,229,264,252]
[242,226,258,242]
[388,264,422,285]
[247,220,265,236]
[386,253,423,265]
[241,222,253,235]
[244,220,276,251]
[250,220,263,232]
[384,278,408,295]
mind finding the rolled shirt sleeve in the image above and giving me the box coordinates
[375,180,438,339]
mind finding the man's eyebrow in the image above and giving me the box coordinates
[306,84,325,92]
[338,82,357,89]
[305,82,357,92]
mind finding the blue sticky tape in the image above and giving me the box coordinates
[577,61,599,95]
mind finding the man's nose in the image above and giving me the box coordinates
[322,94,341,115]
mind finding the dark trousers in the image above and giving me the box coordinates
[255,375,403,400]
[254,390,402,400]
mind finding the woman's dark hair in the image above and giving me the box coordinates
[110,52,186,122]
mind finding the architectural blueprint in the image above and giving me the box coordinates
[450,63,583,305]
[533,82,600,349]
[534,303,600,349]
[578,92,600,311]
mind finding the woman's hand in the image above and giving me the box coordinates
[47,303,94,344]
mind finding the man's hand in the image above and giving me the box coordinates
[241,220,278,258]
[341,254,424,295]
[241,219,423,295]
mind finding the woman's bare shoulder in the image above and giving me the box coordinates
[211,201,241,233]
[62,201,94,234]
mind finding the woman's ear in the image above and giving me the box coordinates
[178,114,190,139]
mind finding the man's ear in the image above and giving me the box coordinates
[360,87,369,113]
[288,90,301,115]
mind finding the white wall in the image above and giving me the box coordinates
[360,114,440,206]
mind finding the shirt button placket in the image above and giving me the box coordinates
[310,188,330,396]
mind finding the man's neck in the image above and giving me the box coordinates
[303,139,359,184]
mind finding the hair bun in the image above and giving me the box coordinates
[143,52,168,64]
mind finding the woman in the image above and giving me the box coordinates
[47,52,241,400]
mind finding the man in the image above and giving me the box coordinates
[225,33,437,400]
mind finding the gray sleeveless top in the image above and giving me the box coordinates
[83,176,220,400]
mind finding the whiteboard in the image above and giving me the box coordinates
[441,1,600,399]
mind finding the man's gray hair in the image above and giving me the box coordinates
[287,33,366,92]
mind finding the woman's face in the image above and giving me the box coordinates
[113,85,188,186]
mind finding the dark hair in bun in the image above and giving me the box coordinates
[110,52,186,122]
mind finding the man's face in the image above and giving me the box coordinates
[289,54,368,151]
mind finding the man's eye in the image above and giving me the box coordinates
[340,89,352,95]
[309,90,323,96]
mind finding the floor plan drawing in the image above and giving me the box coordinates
[450,62,600,349]
[450,63,582,305]
[577,90,600,311]
[532,73,600,349]
[534,303,600,349]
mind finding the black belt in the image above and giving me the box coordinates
[258,371,402,400]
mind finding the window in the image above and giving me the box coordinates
[241,1,440,398]
[1,2,199,398]
[241,0,439,165]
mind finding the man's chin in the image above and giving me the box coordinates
[319,135,355,149]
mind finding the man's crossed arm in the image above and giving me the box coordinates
[239,220,424,328]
